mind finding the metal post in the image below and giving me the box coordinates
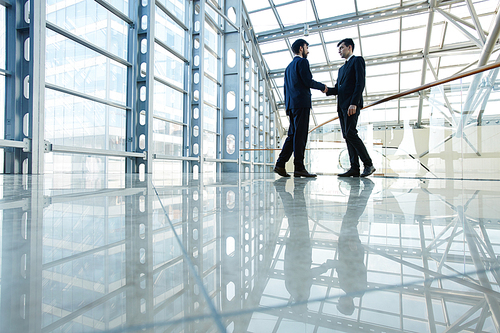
[222,0,242,172]
[190,0,206,177]
[4,0,29,174]
[28,0,45,174]
[125,1,139,173]
[416,0,436,128]
[128,0,154,174]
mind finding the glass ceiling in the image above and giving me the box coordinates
[243,0,500,128]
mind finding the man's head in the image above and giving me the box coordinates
[337,38,355,59]
[292,39,309,59]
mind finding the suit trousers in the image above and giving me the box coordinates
[338,110,372,170]
[276,108,310,171]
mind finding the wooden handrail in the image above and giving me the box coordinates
[308,61,500,133]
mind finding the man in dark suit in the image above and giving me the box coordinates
[326,38,375,177]
[274,39,327,178]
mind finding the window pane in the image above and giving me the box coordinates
[156,6,185,56]
[203,131,217,159]
[153,81,183,122]
[155,43,184,89]
[204,104,217,133]
[46,31,127,105]
[45,89,126,150]
[153,118,183,156]
[204,50,217,80]
[204,21,218,52]
[46,0,128,60]
[102,0,129,16]
[157,0,185,24]
[204,78,218,106]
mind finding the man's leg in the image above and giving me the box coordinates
[344,111,372,168]
[275,113,295,175]
[339,111,360,172]
[344,112,375,177]
[291,108,310,171]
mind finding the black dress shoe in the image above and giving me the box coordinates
[294,170,317,177]
[361,165,376,177]
[274,166,290,177]
[338,169,360,177]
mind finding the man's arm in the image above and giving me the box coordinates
[325,84,338,96]
[350,56,365,107]
[298,58,326,92]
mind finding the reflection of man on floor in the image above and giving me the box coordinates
[274,178,325,311]
[330,178,374,315]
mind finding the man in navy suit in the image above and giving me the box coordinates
[274,39,327,178]
[326,38,375,177]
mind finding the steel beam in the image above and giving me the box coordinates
[94,0,133,25]
[257,1,437,43]
[4,0,29,174]
[416,0,436,128]
[465,0,486,43]
[435,8,483,48]
[257,1,429,42]
[268,43,486,79]
[458,9,500,139]
[126,0,154,174]
[190,0,207,177]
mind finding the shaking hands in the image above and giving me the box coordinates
[322,86,328,94]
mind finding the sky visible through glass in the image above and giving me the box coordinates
[243,0,499,127]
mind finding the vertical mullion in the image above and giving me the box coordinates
[130,0,154,174]
[4,0,28,174]
[126,1,138,174]
[222,0,241,172]
[191,0,206,176]
[29,0,45,174]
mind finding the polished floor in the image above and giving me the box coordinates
[1,173,500,332]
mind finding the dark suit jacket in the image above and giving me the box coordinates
[284,56,326,112]
[326,56,366,112]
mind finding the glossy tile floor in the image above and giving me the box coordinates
[1,173,500,332]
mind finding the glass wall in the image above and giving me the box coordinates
[45,0,129,173]
[1,0,277,176]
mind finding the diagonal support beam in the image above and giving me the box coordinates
[458,9,500,138]
[417,0,436,127]
[465,0,487,43]
[435,8,484,48]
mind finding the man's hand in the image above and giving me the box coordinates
[323,86,328,94]
[348,105,357,116]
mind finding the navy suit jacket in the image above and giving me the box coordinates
[326,55,365,112]
[284,56,326,113]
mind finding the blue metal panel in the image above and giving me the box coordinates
[222,0,242,172]
[128,0,154,174]
[190,0,206,177]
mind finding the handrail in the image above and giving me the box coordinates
[308,61,500,133]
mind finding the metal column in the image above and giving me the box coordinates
[190,0,206,177]
[127,0,154,174]
[222,0,243,173]
[4,0,32,174]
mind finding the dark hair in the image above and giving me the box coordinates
[291,39,309,55]
[337,38,355,51]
